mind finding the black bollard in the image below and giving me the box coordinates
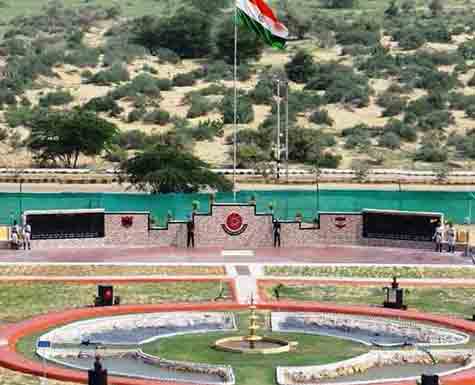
[420,374,439,385]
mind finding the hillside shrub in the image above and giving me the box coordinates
[342,123,373,150]
[117,129,147,150]
[156,48,181,64]
[102,38,147,66]
[384,119,417,142]
[220,93,254,124]
[309,109,334,126]
[466,105,475,119]
[89,64,130,85]
[191,119,224,141]
[156,78,173,91]
[415,136,448,162]
[83,96,123,116]
[249,79,274,105]
[186,96,213,118]
[143,109,170,125]
[127,108,146,123]
[64,46,100,67]
[379,131,401,149]
[172,72,197,87]
[417,110,454,131]
[285,50,317,83]
[458,40,475,60]
[39,90,74,107]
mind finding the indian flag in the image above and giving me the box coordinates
[236,0,289,49]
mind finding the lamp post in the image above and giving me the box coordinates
[285,81,289,184]
[276,79,281,181]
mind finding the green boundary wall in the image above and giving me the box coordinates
[1,190,474,225]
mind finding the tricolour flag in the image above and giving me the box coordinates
[236,0,289,49]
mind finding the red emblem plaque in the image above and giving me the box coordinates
[121,216,133,228]
[222,212,248,236]
[334,216,347,229]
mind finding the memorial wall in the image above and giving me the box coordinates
[24,204,443,250]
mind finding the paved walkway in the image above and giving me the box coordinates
[0,245,470,264]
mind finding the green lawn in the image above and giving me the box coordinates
[0,281,230,322]
[142,312,369,385]
[265,265,475,279]
[268,284,475,317]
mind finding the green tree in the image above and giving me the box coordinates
[285,50,317,83]
[28,109,118,168]
[214,17,265,65]
[428,0,443,17]
[133,7,212,59]
[121,145,232,193]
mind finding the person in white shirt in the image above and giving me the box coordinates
[446,223,456,253]
[23,223,31,250]
[433,222,444,252]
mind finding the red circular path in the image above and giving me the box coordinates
[2,302,475,385]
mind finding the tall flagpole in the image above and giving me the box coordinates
[233,1,238,202]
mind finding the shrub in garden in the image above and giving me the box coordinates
[309,109,334,126]
[376,92,407,117]
[156,78,173,91]
[104,145,128,163]
[39,90,74,107]
[143,109,171,125]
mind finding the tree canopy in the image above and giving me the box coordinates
[132,7,213,59]
[121,145,233,194]
[214,17,264,65]
[28,108,118,168]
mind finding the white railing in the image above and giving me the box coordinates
[1,168,475,179]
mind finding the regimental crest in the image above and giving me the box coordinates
[121,216,133,228]
[334,216,347,229]
[222,212,248,236]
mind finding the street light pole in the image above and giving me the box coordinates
[285,82,289,184]
[276,79,281,181]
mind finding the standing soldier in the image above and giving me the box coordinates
[433,222,444,252]
[23,222,31,250]
[446,223,457,253]
[273,220,281,248]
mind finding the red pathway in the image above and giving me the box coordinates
[0,245,470,264]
